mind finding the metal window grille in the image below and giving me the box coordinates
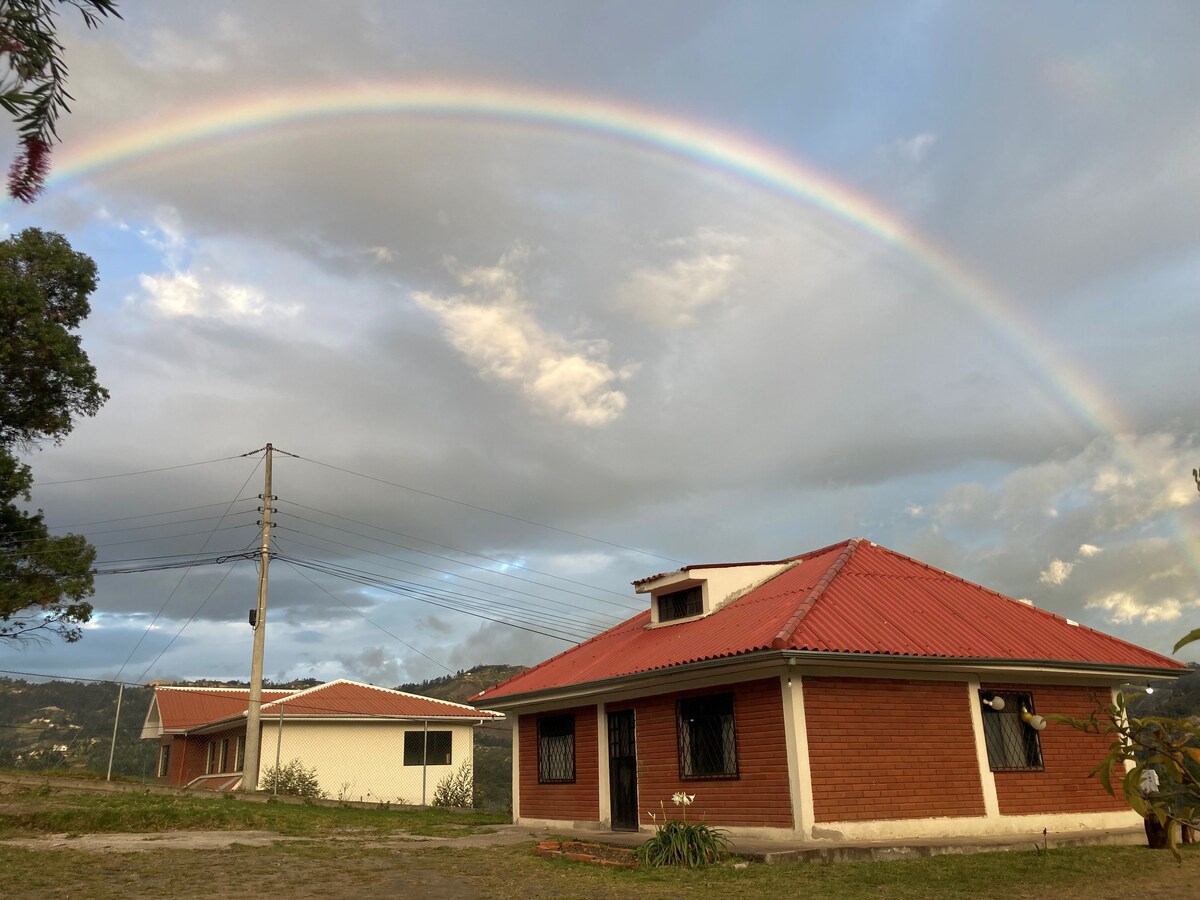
[677,693,738,779]
[537,714,576,783]
[235,735,245,772]
[403,730,453,766]
[659,586,703,622]
[219,739,230,773]
[158,744,170,777]
[980,691,1043,771]
[205,740,217,775]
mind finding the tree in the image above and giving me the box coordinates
[0,227,107,642]
[1,1,120,202]
[1055,469,1200,855]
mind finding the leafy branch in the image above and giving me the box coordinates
[0,1,120,202]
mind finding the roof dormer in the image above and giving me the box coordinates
[637,559,794,626]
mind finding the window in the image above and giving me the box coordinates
[677,693,738,779]
[658,586,703,622]
[158,744,171,778]
[218,738,230,773]
[537,714,576,783]
[235,735,245,772]
[404,730,453,766]
[980,691,1044,771]
[205,740,218,775]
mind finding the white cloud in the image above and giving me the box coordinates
[1086,592,1190,625]
[1078,543,1102,557]
[364,246,395,263]
[138,269,302,323]
[414,248,632,427]
[618,229,744,330]
[882,132,937,165]
[1039,558,1075,585]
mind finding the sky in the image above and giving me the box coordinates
[2,1,1198,689]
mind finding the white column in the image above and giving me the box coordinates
[510,714,521,822]
[966,677,1000,817]
[782,670,815,837]
[597,703,610,827]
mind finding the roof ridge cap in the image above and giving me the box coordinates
[770,538,860,651]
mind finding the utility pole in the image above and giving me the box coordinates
[241,443,274,792]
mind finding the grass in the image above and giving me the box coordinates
[0,783,507,838]
[1,785,1198,898]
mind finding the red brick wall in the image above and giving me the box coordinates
[981,683,1128,815]
[617,678,792,829]
[518,706,600,821]
[163,726,245,786]
[805,677,986,823]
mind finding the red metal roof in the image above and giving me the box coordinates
[153,688,292,732]
[152,680,500,733]
[259,680,502,719]
[475,538,1185,703]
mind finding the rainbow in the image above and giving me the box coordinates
[48,81,1119,433]
[41,80,1198,583]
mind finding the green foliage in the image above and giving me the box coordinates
[1052,689,1199,858]
[0,1,120,201]
[430,760,474,808]
[635,819,731,868]
[0,228,108,643]
[636,794,730,868]
[259,759,326,802]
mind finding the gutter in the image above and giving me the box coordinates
[474,648,1185,711]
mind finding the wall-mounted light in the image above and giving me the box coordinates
[981,694,1005,711]
[1020,706,1047,731]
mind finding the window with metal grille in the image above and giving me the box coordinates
[218,738,229,773]
[677,693,738,779]
[235,735,245,772]
[980,691,1043,771]
[537,714,576,783]
[205,740,218,775]
[658,586,703,622]
[158,744,170,777]
[403,730,453,766]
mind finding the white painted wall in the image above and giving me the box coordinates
[258,719,476,804]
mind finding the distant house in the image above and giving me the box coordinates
[471,538,1186,843]
[142,678,503,803]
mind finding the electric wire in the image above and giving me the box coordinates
[33,454,255,486]
[285,452,683,565]
[276,499,639,604]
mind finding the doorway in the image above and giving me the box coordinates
[608,709,638,831]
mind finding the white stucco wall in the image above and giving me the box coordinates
[258,719,476,804]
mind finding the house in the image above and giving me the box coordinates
[470,538,1187,843]
[142,678,503,803]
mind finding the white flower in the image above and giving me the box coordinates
[671,792,695,807]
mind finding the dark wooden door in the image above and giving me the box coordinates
[608,710,638,831]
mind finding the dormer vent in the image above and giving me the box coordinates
[658,586,703,622]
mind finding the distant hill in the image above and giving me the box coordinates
[396,664,526,705]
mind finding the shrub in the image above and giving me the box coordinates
[431,760,474,808]
[259,758,326,802]
[635,792,730,868]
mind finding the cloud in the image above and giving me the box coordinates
[884,132,937,165]
[1078,543,1102,557]
[335,646,405,685]
[1085,592,1191,626]
[413,247,633,427]
[618,229,744,330]
[1039,558,1074,585]
[138,269,301,323]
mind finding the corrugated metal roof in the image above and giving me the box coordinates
[154,688,292,731]
[260,680,501,719]
[153,680,500,732]
[475,538,1185,703]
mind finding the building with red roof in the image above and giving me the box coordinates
[142,679,502,803]
[470,538,1186,843]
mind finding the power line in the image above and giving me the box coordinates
[32,454,255,486]
[277,499,640,608]
[281,560,455,677]
[272,531,613,635]
[285,452,682,565]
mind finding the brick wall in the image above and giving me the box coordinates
[616,677,792,829]
[805,677,986,823]
[163,726,245,786]
[981,682,1128,815]
[518,706,600,821]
